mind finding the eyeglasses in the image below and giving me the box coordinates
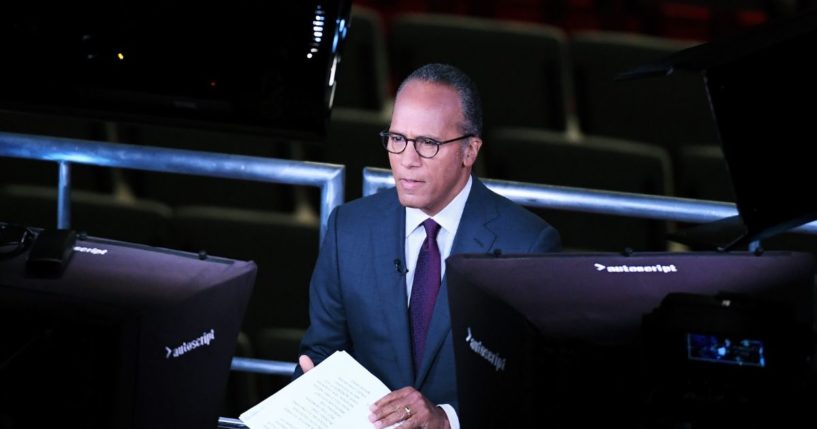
[0,223,34,260]
[379,131,473,159]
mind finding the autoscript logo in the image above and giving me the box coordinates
[165,329,215,359]
[594,263,677,273]
[465,327,506,372]
[73,246,108,255]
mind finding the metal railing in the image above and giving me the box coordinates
[0,131,345,242]
[363,167,817,236]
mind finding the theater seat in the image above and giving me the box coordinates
[333,6,391,112]
[221,332,261,417]
[253,327,305,397]
[487,127,673,251]
[171,206,319,339]
[570,31,717,152]
[325,108,391,201]
[676,145,734,202]
[0,184,172,246]
[120,124,296,212]
[390,13,572,133]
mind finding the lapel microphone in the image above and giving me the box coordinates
[394,258,408,275]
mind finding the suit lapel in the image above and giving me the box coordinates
[414,178,498,386]
[371,193,414,387]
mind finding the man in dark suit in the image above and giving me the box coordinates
[297,63,560,428]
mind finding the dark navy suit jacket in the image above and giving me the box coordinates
[297,177,560,410]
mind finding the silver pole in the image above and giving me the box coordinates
[217,417,248,428]
[230,357,296,376]
[320,164,345,239]
[57,161,71,229]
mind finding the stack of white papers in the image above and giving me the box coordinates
[240,351,393,429]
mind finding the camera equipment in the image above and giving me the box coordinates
[642,292,817,426]
[26,229,76,277]
[0,223,34,260]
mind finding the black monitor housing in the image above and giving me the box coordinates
[621,10,817,248]
[0,0,351,142]
[447,252,816,428]
[0,234,256,429]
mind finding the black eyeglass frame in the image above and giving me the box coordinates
[379,131,473,159]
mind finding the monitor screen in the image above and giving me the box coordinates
[0,0,351,141]
[687,333,766,367]
[446,251,817,428]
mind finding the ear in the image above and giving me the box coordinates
[462,137,483,168]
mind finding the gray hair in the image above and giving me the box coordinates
[397,63,483,137]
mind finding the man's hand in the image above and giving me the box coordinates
[298,354,315,373]
[368,386,450,429]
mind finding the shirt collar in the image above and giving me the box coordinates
[405,175,473,237]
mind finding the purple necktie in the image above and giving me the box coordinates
[409,218,442,370]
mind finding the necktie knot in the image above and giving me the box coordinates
[422,218,441,241]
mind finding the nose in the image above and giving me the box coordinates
[398,141,422,168]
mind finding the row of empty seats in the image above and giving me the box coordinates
[354,0,799,40]
[0,11,730,225]
[3,107,812,257]
[324,7,741,252]
[334,7,721,151]
[6,128,810,254]
[487,128,673,251]
[325,110,689,250]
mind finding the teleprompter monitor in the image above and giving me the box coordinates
[0,233,256,429]
[447,252,817,428]
[0,0,351,141]
[621,9,817,246]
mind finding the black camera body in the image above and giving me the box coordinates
[642,292,817,426]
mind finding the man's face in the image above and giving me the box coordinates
[388,80,482,216]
